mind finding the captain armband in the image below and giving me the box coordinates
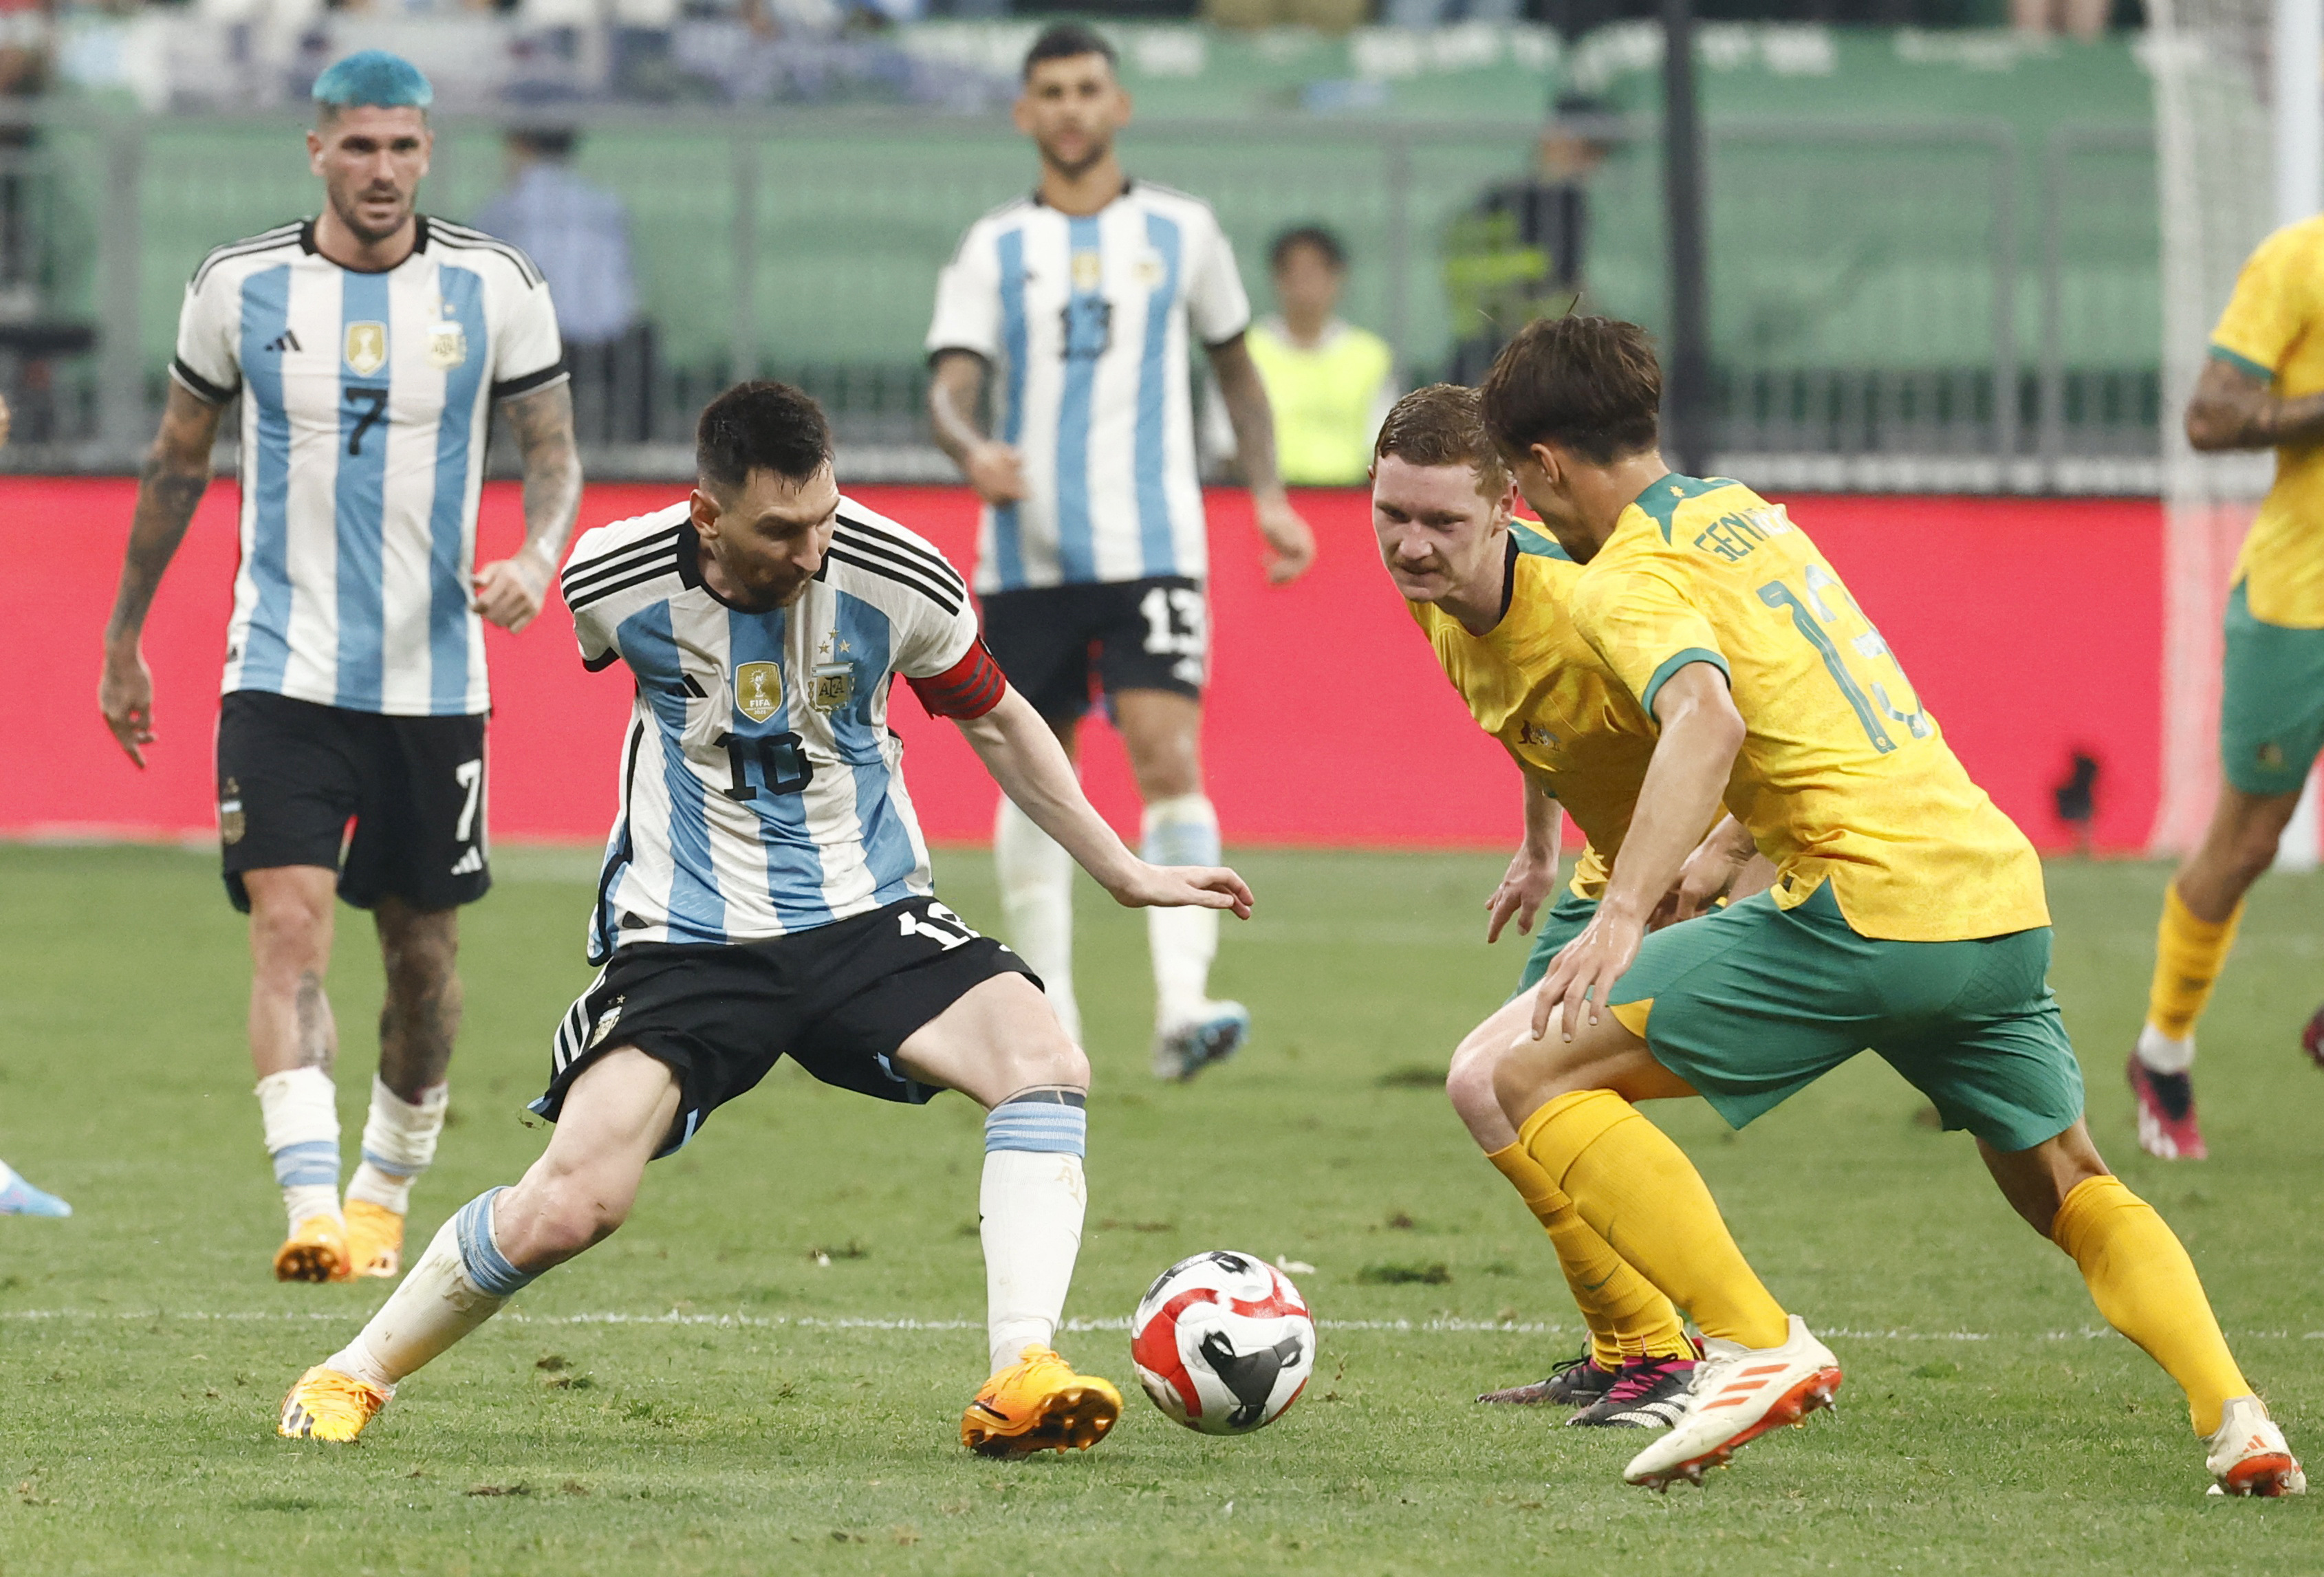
[906,639,1007,720]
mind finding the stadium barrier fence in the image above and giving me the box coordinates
[4,103,2155,492]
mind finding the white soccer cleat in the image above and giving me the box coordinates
[1621,1315,1842,1490]
[2206,1395,2306,1497]
[1151,1001,1250,1083]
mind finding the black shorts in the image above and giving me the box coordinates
[534,895,1037,1157]
[215,690,491,915]
[980,575,1207,723]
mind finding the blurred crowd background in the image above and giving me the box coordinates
[0,3,2161,491]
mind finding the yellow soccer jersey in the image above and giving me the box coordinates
[2212,216,2324,628]
[1409,528,1660,902]
[1569,475,2049,942]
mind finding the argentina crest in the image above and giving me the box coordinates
[343,320,388,376]
[734,661,782,724]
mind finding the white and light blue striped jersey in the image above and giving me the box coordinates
[173,217,567,717]
[563,497,980,959]
[926,182,1250,594]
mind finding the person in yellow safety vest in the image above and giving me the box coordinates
[1237,226,1398,487]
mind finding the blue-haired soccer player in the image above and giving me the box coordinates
[98,51,583,1285]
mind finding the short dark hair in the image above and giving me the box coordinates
[696,381,832,495]
[1023,23,1117,81]
[1479,316,1661,466]
[1373,384,1510,499]
[1269,225,1346,274]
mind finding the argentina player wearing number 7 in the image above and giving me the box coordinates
[96,53,582,1287]
[278,381,1253,1455]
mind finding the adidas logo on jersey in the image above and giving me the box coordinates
[449,847,484,876]
[263,329,303,354]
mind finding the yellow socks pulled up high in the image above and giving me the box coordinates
[2145,883,2244,1045]
[1484,1142,1695,1369]
[1517,1089,1790,1351]
[2051,1174,2247,1436]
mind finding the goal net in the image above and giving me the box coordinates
[2146,0,2284,855]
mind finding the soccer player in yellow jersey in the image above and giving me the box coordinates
[1470,315,2303,1497]
[1373,384,1706,1424]
[2129,215,2324,1160]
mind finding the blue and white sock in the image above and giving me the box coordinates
[347,1076,450,1217]
[255,1067,340,1233]
[327,1186,535,1391]
[1142,794,1223,1029]
[981,1088,1089,1373]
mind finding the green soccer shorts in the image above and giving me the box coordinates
[1605,885,2085,1154]
[2220,581,2324,797]
[1512,887,1602,999]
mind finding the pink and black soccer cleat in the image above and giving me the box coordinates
[2127,1053,2206,1161]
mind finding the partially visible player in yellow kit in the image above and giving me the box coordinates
[1375,384,1726,1425]
[2130,216,2324,1161]
[1472,315,2302,1497]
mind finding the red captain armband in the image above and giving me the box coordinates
[907,639,1007,720]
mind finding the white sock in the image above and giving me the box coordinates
[256,1067,341,1235]
[326,1187,535,1390]
[1142,794,1221,1029]
[981,1090,1089,1374]
[346,1077,449,1215]
[2137,1021,2197,1075]
[996,797,1080,1043]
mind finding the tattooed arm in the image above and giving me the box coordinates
[100,380,224,768]
[471,380,584,633]
[2185,354,2324,451]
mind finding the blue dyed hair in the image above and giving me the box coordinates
[312,51,434,116]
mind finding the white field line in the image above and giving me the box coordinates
[2,1308,2321,1341]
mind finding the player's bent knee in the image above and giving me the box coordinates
[1444,1036,1508,1141]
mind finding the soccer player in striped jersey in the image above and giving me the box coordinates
[926,23,1314,1083]
[97,53,583,1285]
[278,381,1253,1454]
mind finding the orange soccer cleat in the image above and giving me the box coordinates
[960,1345,1123,1459]
[272,1215,353,1283]
[278,1365,390,1443]
[343,1199,405,1280]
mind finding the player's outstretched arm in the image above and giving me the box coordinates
[953,686,1252,918]
[926,350,1025,506]
[1205,334,1314,585]
[472,382,583,634]
[100,382,224,768]
[2185,356,2324,451]
[1486,771,1562,943]
[1532,664,1744,1041]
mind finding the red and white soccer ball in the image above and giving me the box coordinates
[1130,1250,1316,1435]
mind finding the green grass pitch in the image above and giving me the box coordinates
[0,844,2316,1574]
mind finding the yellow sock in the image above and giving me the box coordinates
[2146,884,2244,1042]
[1485,1142,1694,1368]
[2051,1175,2247,1435]
[1517,1089,1790,1350]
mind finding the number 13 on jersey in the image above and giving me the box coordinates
[1757,563,1929,753]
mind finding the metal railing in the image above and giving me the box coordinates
[6,104,2158,492]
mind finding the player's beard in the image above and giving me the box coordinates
[332,183,414,248]
[1038,131,1114,184]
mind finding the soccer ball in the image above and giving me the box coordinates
[1129,1250,1316,1435]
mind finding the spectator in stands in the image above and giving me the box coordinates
[2012,0,2111,42]
[1239,226,1396,488]
[473,127,653,442]
[1440,92,1614,387]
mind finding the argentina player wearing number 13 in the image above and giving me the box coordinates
[279,381,1255,1456]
